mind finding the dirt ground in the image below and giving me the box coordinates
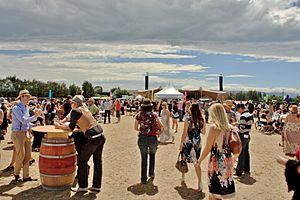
[0,115,293,200]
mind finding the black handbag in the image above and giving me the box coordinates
[175,152,188,173]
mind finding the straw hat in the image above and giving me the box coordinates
[72,95,84,106]
[88,97,95,103]
[17,89,31,99]
[141,98,153,107]
[225,100,235,109]
[289,105,298,114]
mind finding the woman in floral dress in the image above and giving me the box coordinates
[179,103,206,191]
[198,103,235,199]
[283,105,300,155]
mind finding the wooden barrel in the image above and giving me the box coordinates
[39,138,77,190]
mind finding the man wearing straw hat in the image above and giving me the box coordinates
[55,95,106,193]
[11,89,42,182]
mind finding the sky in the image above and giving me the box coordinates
[0,0,299,95]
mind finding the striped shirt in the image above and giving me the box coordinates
[238,111,253,134]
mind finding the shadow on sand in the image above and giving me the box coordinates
[0,169,14,178]
[237,174,257,185]
[127,178,158,196]
[0,181,98,200]
[174,181,205,200]
[158,141,174,146]
[2,145,14,151]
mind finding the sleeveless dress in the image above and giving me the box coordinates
[283,122,300,155]
[182,113,202,163]
[159,110,173,143]
[208,130,235,199]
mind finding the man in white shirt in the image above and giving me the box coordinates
[103,100,112,124]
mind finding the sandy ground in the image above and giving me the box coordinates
[0,115,294,200]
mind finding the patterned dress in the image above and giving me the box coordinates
[283,122,300,155]
[182,113,202,163]
[208,131,235,199]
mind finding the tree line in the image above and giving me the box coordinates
[0,76,297,102]
[228,90,299,103]
[0,75,132,99]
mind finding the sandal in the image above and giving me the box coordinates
[4,165,14,171]
[29,159,35,166]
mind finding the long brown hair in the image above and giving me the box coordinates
[190,103,204,128]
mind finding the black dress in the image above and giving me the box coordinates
[285,160,300,200]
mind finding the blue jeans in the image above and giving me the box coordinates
[236,134,250,175]
[138,136,158,183]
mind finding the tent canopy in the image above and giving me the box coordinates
[154,85,184,100]
[135,94,144,100]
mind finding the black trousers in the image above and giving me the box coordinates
[78,135,106,189]
[32,131,45,148]
[71,131,85,157]
[104,110,111,124]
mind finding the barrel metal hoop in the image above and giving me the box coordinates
[41,142,75,147]
[40,172,76,178]
[39,153,76,159]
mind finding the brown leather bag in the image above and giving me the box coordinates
[175,152,188,173]
[229,130,242,156]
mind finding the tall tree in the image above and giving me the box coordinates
[69,84,80,97]
[82,81,95,98]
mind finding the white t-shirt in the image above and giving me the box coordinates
[103,101,112,110]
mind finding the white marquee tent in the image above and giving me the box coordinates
[154,85,184,100]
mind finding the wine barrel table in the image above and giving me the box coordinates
[31,125,76,190]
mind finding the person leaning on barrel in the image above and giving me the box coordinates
[54,95,106,193]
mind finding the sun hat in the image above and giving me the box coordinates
[17,89,31,99]
[289,105,298,114]
[141,98,153,107]
[88,97,95,103]
[223,103,230,109]
[226,100,235,109]
[72,95,84,106]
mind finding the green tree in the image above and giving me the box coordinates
[112,88,132,98]
[69,84,80,97]
[235,91,246,101]
[82,81,94,98]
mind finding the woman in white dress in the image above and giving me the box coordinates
[159,102,174,143]
[283,105,300,155]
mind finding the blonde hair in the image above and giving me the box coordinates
[208,103,231,132]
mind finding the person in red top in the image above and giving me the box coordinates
[134,98,162,184]
[115,100,121,123]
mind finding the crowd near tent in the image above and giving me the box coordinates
[154,85,184,100]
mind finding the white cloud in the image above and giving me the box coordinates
[205,74,221,77]
[226,74,254,78]
[225,83,300,95]
[0,41,298,95]
[0,42,208,90]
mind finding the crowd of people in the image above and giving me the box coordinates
[0,89,300,199]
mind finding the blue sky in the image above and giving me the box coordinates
[0,0,299,95]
